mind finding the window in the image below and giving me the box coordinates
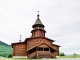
[37,47,43,51]
[44,48,49,51]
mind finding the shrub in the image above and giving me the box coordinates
[59,52,65,56]
[7,54,12,58]
[72,53,78,58]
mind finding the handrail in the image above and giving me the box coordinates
[29,51,36,58]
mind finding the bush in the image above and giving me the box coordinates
[7,54,12,58]
[59,52,65,56]
[72,53,78,58]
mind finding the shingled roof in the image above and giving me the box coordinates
[32,12,45,28]
[35,18,42,24]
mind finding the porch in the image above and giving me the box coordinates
[27,47,56,58]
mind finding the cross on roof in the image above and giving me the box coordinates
[37,11,39,15]
[37,11,40,18]
[19,35,21,42]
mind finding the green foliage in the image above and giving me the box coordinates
[72,53,79,58]
[0,41,8,46]
[7,54,12,58]
[59,52,65,56]
[0,41,12,57]
[60,53,80,58]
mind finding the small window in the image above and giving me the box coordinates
[44,48,49,51]
[37,47,43,51]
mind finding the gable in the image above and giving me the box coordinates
[26,37,53,50]
[42,38,52,45]
[38,43,49,47]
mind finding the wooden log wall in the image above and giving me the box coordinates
[13,43,27,56]
[32,30,45,37]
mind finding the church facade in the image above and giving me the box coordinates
[12,13,60,58]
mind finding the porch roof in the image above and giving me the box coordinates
[27,42,57,52]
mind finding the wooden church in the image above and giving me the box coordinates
[12,12,60,58]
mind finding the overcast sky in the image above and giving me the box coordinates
[0,0,80,54]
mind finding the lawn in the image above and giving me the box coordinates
[0,56,80,60]
[60,55,80,58]
[0,56,28,60]
[0,56,59,60]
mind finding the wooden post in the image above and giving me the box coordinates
[27,52,29,58]
[36,47,37,58]
[49,47,50,58]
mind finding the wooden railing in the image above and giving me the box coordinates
[37,54,50,58]
[28,51,56,58]
[29,51,36,58]
[50,52,56,58]
[37,51,50,55]
[36,51,50,58]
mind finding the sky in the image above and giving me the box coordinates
[0,0,80,55]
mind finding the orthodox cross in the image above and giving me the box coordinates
[37,11,40,17]
[37,11,39,15]
[19,35,21,42]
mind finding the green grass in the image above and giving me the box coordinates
[60,55,80,58]
[0,56,80,60]
[0,56,28,60]
[0,56,59,60]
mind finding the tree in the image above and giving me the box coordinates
[59,52,65,56]
[73,53,78,58]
